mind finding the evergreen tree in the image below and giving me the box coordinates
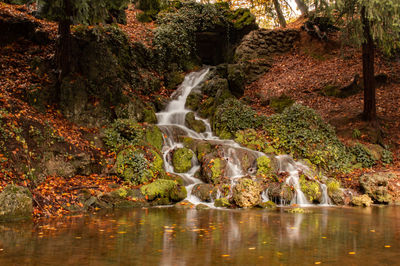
[323,0,400,121]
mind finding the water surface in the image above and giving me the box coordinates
[0,206,399,265]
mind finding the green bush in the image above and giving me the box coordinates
[116,149,151,184]
[349,143,376,168]
[104,119,144,151]
[212,98,261,138]
[381,149,393,165]
[263,104,352,172]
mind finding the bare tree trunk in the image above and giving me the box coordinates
[273,0,286,27]
[361,6,376,121]
[294,0,308,15]
[55,0,72,81]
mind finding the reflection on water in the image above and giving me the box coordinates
[0,207,399,265]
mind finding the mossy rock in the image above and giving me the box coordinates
[0,185,33,221]
[256,156,272,176]
[185,92,203,111]
[196,204,210,210]
[103,118,144,151]
[141,179,187,204]
[269,95,295,113]
[284,208,312,214]
[185,112,206,133]
[200,155,227,185]
[351,194,373,207]
[145,125,163,151]
[172,148,193,173]
[257,200,277,210]
[267,182,294,204]
[227,64,245,97]
[299,175,322,203]
[214,197,231,207]
[175,200,195,209]
[161,172,184,185]
[165,70,185,90]
[143,108,158,124]
[233,178,262,208]
[359,172,393,204]
[327,179,344,205]
[198,97,216,118]
[192,183,218,202]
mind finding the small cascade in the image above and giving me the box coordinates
[156,68,332,207]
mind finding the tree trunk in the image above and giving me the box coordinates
[273,0,286,28]
[294,0,308,15]
[361,6,376,121]
[55,0,73,81]
[56,19,72,80]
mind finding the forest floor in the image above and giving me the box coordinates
[1,3,400,218]
[246,31,400,197]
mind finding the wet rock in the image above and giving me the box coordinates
[172,148,193,173]
[326,179,345,205]
[299,175,322,203]
[192,184,218,202]
[185,92,203,111]
[161,172,185,185]
[351,194,373,207]
[268,182,294,204]
[175,200,195,209]
[141,179,187,205]
[214,197,231,207]
[257,200,277,210]
[359,172,394,204]
[0,185,33,221]
[196,204,210,210]
[185,112,206,133]
[200,154,227,184]
[233,178,262,208]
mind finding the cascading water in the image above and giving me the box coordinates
[156,68,331,207]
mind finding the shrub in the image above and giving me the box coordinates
[263,104,353,172]
[349,143,376,168]
[212,98,261,138]
[104,119,144,151]
[381,149,393,165]
[116,149,151,184]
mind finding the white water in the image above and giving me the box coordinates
[157,68,330,207]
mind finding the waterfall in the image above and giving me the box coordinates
[156,68,331,207]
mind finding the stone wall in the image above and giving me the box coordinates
[234,29,300,83]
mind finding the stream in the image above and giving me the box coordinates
[0,207,399,265]
[156,68,328,207]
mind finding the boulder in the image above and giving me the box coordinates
[0,185,33,221]
[191,184,218,202]
[185,112,206,133]
[268,182,294,204]
[299,175,322,203]
[214,197,231,207]
[351,194,373,207]
[326,179,345,205]
[172,148,193,173]
[200,154,227,184]
[233,178,262,208]
[359,172,394,204]
[141,179,187,205]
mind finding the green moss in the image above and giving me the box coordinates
[269,95,295,113]
[150,150,164,174]
[185,92,203,111]
[197,142,212,161]
[299,175,322,203]
[327,179,340,195]
[257,201,277,209]
[165,71,185,90]
[172,148,193,173]
[145,125,163,151]
[198,97,216,118]
[210,158,222,184]
[214,197,230,207]
[140,179,187,203]
[185,112,206,133]
[285,208,312,213]
[143,108,157,124]
[256,156,272,176]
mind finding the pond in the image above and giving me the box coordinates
[0,206,399,265]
